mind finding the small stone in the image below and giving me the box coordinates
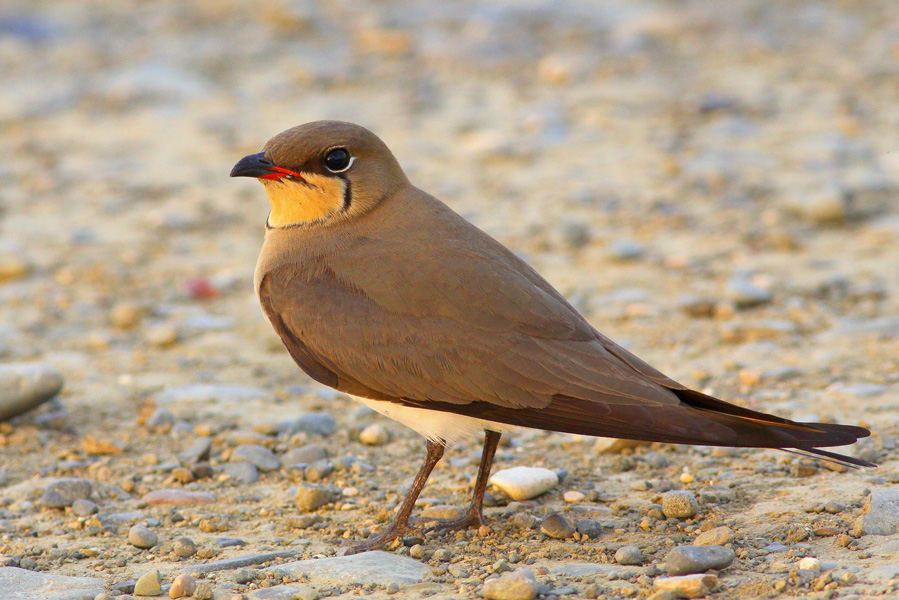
[111,302,144,329]
[694,526,733,546]
[853,490,899,536]
[540,514,575,539]
[231,444,280,472]
[304,459,334,482]
[662,491,699,519]
[177,437,212,464]
[510,513,537,529]
[592,437,648,453]
[563,490,586,503]
[0,362,64,421]
[665,545,735,575]
[278,412,337,437]
[654,574,718,598]
[232,568,256,584]
[726,278,773,309]
[168,573,196,598]
[282,444,326,466]
[142,489,215,506]
[146,407,176,430]
[0,257,30,283]
[134,570,161,596]
[359,423,390,445]
[80,435,124,455]
[615,545,643,565]
[481,568,538,600]
[222,462,259,484]
[295,483,334,511]
[128,524,158,549]
[72,499,99,516]
[678,295,717,318]
[608,239,645,261]
[489,467,558,501]
[145,324,179,348]
[575,519,602,539]
[194,582,214,599]
[172,537,197,558]
[421,505,464,520]
[41,478,92,508]
[823,501,845,514]
[797,557,820,571]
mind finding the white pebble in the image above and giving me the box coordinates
[359,423,390,445]
[489,467,559,501]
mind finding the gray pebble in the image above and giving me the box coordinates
[0,362,64,421]
[145,407,175,429]
[666,545,735,575]
[510,513,537,529]
[222,462,259,484]
[282,444,326,466]
[727,277,773,308]
[608,239,646,261]
[232,568,256,584]
[230,444,280,472]
[173,536,197,557]
[540,513,575,539]
[615,545,643,566]
[72,499,98,516]
[278,412,337,437]
[575,519,602,539]
[178,437,212,464]
[41,478,92,508]
[128,524,158,549]
[215,537,247,548]
[305,459,334,481]
[662,491,699,518]
[295,482,334,511]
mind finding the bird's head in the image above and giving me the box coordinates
[231,120,409,228]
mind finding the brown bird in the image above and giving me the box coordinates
[231,120,872,553]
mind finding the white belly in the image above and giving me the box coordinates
[353,396,518,446]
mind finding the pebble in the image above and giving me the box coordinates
[540,513,575,539]
[608,239,646,261]
[222,462,259,484]
[295,482,334,511]
[798,557,820,571]
[563,490,586,503]
[489,467,558,501]
[662,491,699,518]
[145,324,179,348]
[0,362,64,421]
[282,444,327,466]
[481,568,538,600]
[143,489,215,506]
[615,545,643,565]
[726,278,773,308]
[263,551,425,587]
[853,489,899,536]
[278,412,337,437]
[185,551,299,575]
[0,567,105,599]
[305,459,334,481]
[665,545,735,575]
[231,444,280,472]
[72,498,99,516]
[694,526,733,546]
[654,574,718,598]
[41,478,92,508]
[146,407,176,430]
[172,537,197,558]
[168,573,197,598]
[575,519,602,539]
[177,437,212,464]
[110,301,144,329]
[128,524,159,549]
[677,295,717,318]
[421,505,464,520]
[134,570,161,596]
[359,423,390,445]
[0,257,30,282]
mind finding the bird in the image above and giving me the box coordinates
[231,120,873,553]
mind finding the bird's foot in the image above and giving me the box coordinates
[422,507,489,534]
[338,523,422,556]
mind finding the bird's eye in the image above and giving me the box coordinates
[324,148,352,173]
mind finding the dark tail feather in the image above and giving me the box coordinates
[785,447,876,469]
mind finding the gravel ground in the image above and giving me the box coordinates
[1,1,898,599]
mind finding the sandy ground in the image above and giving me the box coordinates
[1,1,898,599]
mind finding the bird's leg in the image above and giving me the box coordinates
[425,430,501,533]
[341,438,445,555]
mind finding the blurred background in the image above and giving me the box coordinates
[0,0,898,590]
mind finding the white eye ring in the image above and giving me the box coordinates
[324,149,355,173]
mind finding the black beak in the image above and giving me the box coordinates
[230,152,275,178]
